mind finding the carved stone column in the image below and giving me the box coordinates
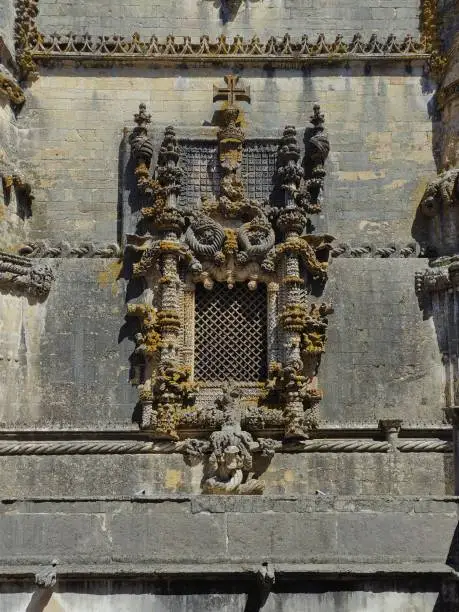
[275,126,308,438]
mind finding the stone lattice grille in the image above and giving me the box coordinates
[180,140,277,207]
[194,282,268,382]
[180,141,220,207]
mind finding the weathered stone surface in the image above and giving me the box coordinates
[35,0,421,40]
[0,512,111,563]
[0,496,456,569]
[0,0,456,605]
[0,451,451,498]
[16,65,435,247]
[0,258,445,428]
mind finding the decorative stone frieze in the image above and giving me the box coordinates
[18,241,122,258]
[24,32,429,76]
[330,242,418,258]
[0,250,54,297]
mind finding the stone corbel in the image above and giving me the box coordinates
[35,560,58,589]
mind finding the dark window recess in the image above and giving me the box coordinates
[194,282,267,382]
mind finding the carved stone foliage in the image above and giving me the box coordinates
[0,251,54,297]
[124,75,334,493]
[14,0,40,80]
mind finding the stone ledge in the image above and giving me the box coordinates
[0,497,457,570]
[0,562,455,580]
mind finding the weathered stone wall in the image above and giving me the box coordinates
[0,0,15,58]
[0,258,444,428]
[1,0,457,607]
[35,0,422,40]
[0,257,451,498]
[18,65,435,247]
[0,451,452,497]
[0,497,456,595]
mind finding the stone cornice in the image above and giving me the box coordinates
[29,32,429,68]
[0,250,54,296]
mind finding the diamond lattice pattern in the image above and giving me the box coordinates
[194,282,267,382]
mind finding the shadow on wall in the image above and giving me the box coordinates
[433,521,459,611]
[25,588,52,612]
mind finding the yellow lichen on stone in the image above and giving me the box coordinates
[97,260,122,296]
[165,469,183,491]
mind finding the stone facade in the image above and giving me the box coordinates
[0,0,458,610]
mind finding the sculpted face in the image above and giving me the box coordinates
[223,445,243,471]
[249,229,267,245]
[198,227,216,245]
[420,188,438,217]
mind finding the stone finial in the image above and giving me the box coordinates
[310,103,325,127]
[130,103,154,167]
[133,102,151,128]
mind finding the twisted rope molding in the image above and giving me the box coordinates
[0,250,54,296]
[0,438,450,455]
[330,243,419,258]
[30,32,429,66]
[18,242,419,259]
[0,441,180,455]
[396,440,451,452]
[18,241,122,258]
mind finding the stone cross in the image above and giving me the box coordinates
[213,74,251,108]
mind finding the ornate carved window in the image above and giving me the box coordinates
[126,77,333,489]
[194,282,268,382]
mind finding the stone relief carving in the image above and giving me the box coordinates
[125,75,334,493]
[28,33,429,75]
[420,168,459,217]
[0,72,25,106]
[416,168,459,257]
[202,383,265,494]
[0,250,54,297]
[18,241,122,258]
